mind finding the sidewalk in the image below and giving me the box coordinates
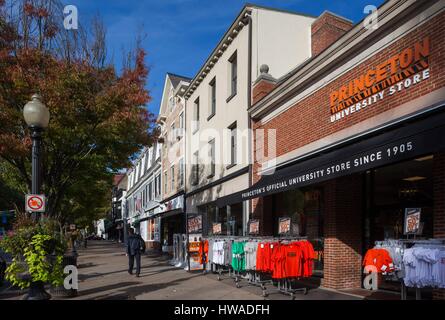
[0,240,362,300]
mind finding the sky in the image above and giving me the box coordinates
[67,0,386,116]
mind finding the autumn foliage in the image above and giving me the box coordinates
[0,0,154,223]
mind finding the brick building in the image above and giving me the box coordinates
[215,0,445,299]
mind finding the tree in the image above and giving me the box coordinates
[0,0,155,223]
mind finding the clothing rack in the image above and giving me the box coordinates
[373,238,445,300]
[204,235,312,298]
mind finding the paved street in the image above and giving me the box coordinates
[1,241,363,300]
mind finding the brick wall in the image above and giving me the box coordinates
[311,11,353,57]
[252,79,277,105]
[321,174,363,289]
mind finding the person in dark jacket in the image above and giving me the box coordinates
[126,228,146,277]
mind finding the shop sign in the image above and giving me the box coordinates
[330,37,430,123]
[212,222,222,235]
[248,219,260,235]
[165,195,184,212]
[404,208,421,235]
[278,217,291,235]
[187,214,202,234]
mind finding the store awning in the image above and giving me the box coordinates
[216,104,445,208]
[153,208,183,220]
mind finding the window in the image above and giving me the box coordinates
[179,158,184,187]
[229,52,237,98]
[228,122,237,167]
[164,171,168,194]
[193,97,200,133]
[170,122,176,145]
[192,151,199,185]
[148,181,153,202]
[179,112,184,139]
[155,173,161,198]
[208,77,216,120]
[170,165,175,191]
[208,139,215,178]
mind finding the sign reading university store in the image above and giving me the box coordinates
[330,37,430,123]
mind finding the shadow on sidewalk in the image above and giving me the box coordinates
[87,273,204,300]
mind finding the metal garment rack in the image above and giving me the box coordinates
[399,238,445,300]
[204,235,312,299]
[270,236,310,299]
[376,238,445,300]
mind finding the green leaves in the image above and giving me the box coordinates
[0,221,67,289]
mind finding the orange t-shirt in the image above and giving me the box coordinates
[256,242,274,272]
[284,243,303,278]
[199,240,209,264]
[363,248,394,273]
[271,243,286,279]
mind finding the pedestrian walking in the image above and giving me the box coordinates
[126,228,146,277]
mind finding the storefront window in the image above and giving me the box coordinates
[365,155,434,247]
[201,203,244,236]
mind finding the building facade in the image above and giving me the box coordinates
[215,0,445,299]
[157,73,190,253]
[184,4,317,237]
[125,143,162,249]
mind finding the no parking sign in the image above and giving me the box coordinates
[25,194,46,213]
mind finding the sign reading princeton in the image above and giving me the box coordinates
[329,37,430,122]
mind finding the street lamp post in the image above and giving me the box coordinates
[23,94,51,300]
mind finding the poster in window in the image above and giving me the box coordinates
[212,222,222,235]
[278,217,291,235]
[248,219,259,235]
[404,208,421,235]
[187,214,202,234]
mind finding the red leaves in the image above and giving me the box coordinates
[23,2,49,18]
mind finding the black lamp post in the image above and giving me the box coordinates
[23,94,51,300]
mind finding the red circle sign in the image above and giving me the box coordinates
[28,196,43,210]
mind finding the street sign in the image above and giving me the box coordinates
[25,194,45,212]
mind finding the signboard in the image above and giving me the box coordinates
[187,215,202,234]
[248,219,260,235]
[329,37,430,123]
[188,241,203,270]
[278,217,291,235]
[25,194,45,212]
[404,208,421,235]
[212,222,222,235]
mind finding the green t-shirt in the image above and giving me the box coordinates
[231,241,246,271]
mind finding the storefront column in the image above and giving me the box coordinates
[321,174,363,290]
[433,152,445,300]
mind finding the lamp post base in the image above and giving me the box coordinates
[22,281,51,300]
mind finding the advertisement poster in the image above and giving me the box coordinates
[278,217,291,235]
[248,219,259,235]
[212,222,222,235]
[404,208,421,235]
[188,241,203,270]
[187,215,202,234]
